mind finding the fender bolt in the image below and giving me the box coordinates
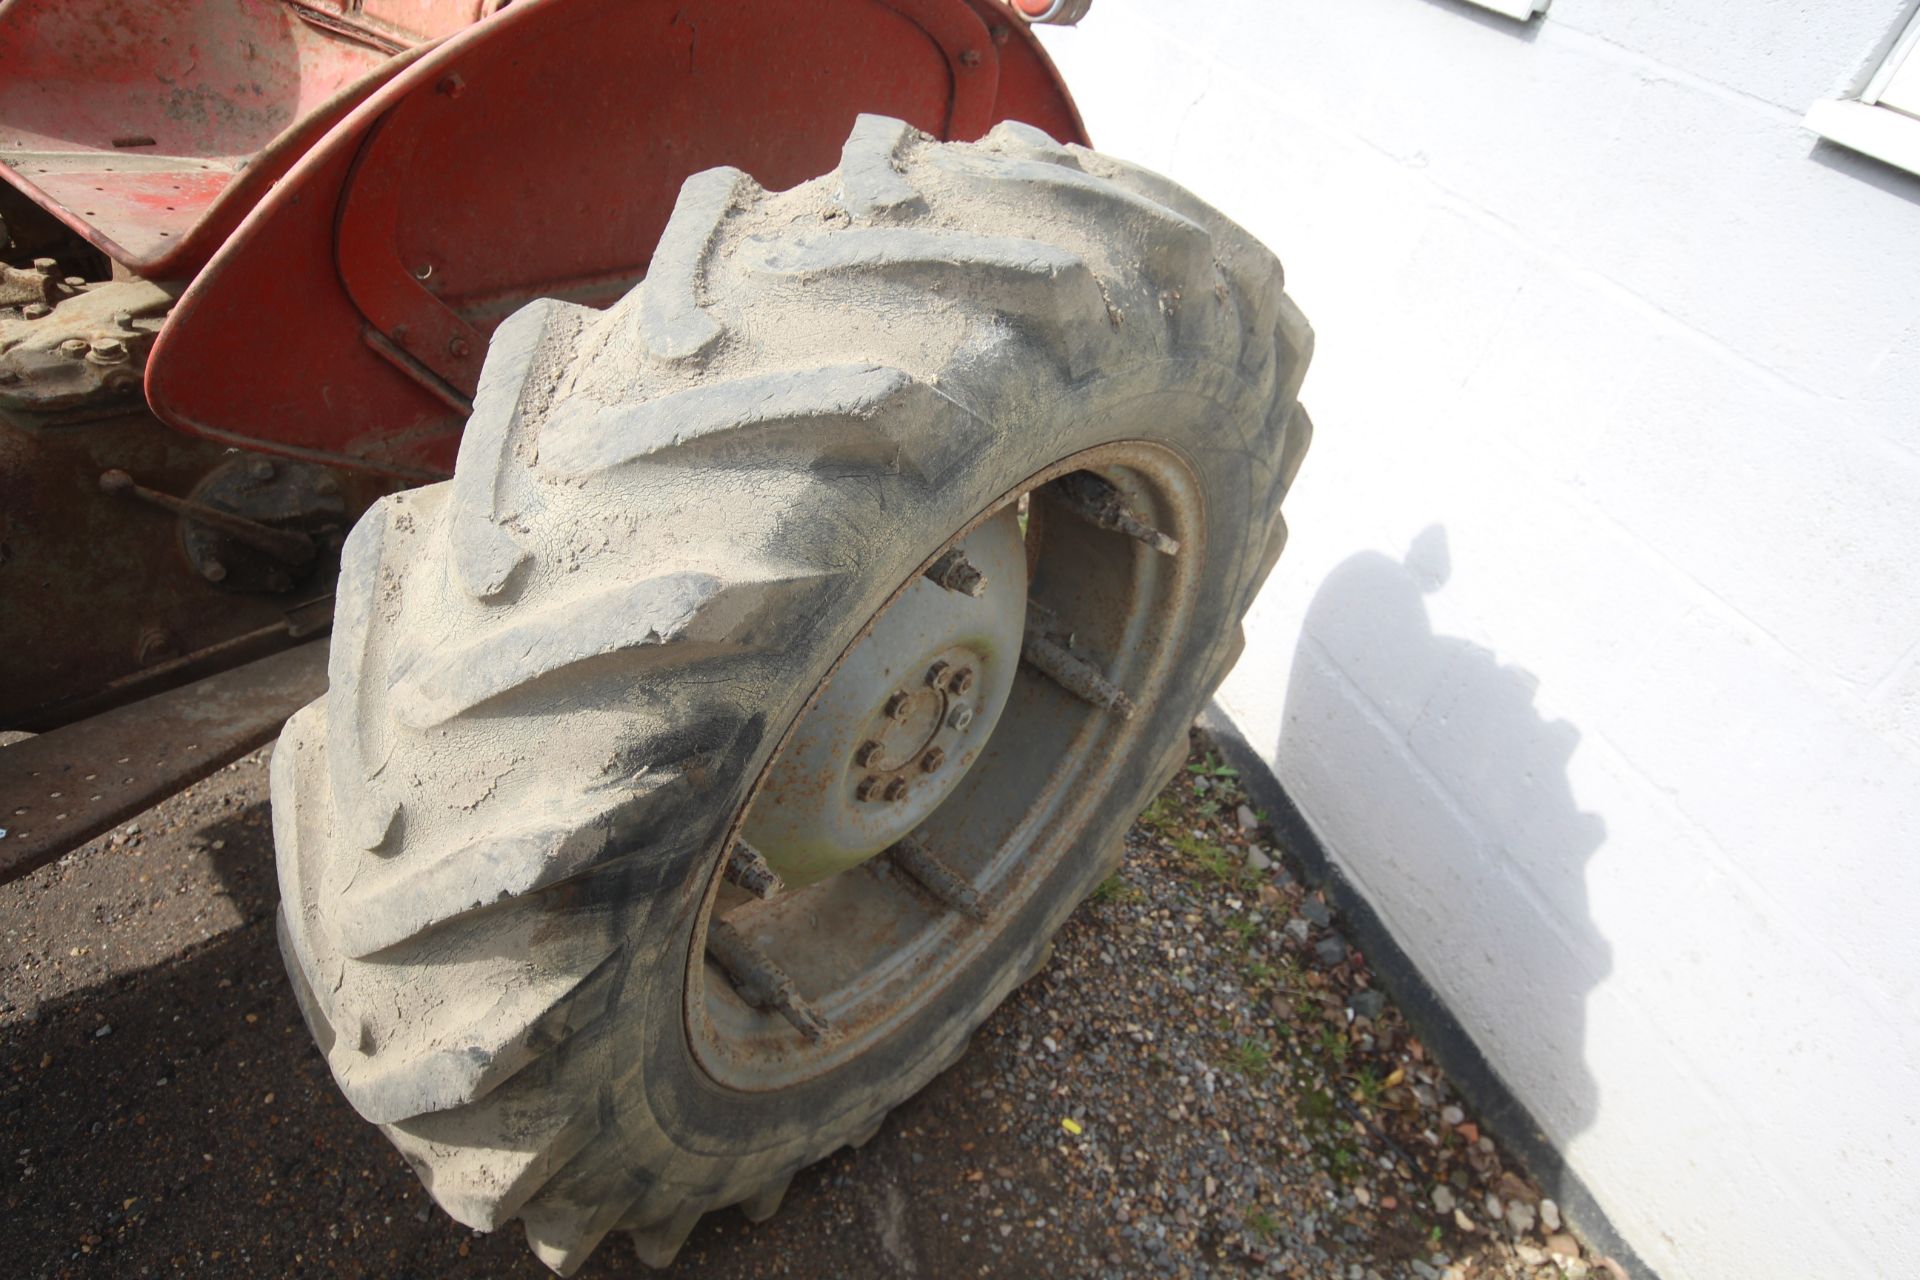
[946,667,975,695]
[883,778,910,802]
[854,740,883,767]
[947,705,975,731]
[919,748,945,773]
[884,691,913,721]
[856,776,881,801]
[925,660,951,688]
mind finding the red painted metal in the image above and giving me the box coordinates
[0,0,421,276]
[141,0,1087,478]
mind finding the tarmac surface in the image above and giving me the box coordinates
[2,736,1616,1279]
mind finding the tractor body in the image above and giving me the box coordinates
[0,0,1084,875]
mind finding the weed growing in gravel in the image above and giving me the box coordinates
[1328,1144,1361,1180]
[1224,914,1259,948]
[1243,1207,1281,1242]
[1137,794,1181,840]
[1186,753,1239,779]
[1173,832,1240,882]
[1350,1066,1387,1107]
[1226,1036,1273,1080]
[1316,1025,1351,1064]
[1090,875,1142,905]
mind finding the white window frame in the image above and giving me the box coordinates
[1805,6,1920,177]
[1460,0,1548,21]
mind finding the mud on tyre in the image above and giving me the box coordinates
[273,114,1312,1272]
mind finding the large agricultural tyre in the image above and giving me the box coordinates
[272,115,1312,1272]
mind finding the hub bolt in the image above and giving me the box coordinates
[948,705,975,731]
[855,776,882,802]
[59,338,88,358]
[883,778,910,802]
[87,337,129,363]
[925,660,951,688]
[250,458,276,482]
[919,747,945,773]
[21,303,49,320]
[946,667,975,695]
[853,740,883,767]
[884,691,913,721]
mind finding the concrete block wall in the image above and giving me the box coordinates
[1038,3,1920,1276]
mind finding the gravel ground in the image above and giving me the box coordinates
[2,730,1628,1278]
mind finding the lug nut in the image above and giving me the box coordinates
[87,337,129,363]
[919,747,945,773]
[249,458,276,482]
[853,740,883,767]
[925,660,951,688]
[31,257,56,273]
[883,778,910,802]
[947,705,975,731]
[946,667,975,695]
[21,303,49,320]
[59,338,88,358]
[884,691,913,721]
[201,559,228,583]
[855,776,882,802]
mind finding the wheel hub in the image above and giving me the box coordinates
[742,508,1027,886]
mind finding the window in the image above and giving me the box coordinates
[1806,7,1920,176]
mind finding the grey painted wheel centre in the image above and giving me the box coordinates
[743,508,1027,886]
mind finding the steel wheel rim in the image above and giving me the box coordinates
[686,440,1205,1092]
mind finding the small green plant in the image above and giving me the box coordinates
[1350,1067,1385,1107]
[1090,875,1141,904]
[1297,1089,1336,1123]
[1244,959,1276,990]
[1186,753,1239,779]
[1427,1223,1445,1248]
[1316,1026,1350,1064]
[1224,914,1259,946]
[1329,1145,1359,1179]
[1137,793,1181,839]
[1195,798,1222,819]
[1173,833,1239,882]
[1243,1207,1280,1242]
[1225,1036,1273,1080]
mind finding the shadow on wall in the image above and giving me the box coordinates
[1275,525,1610,1155]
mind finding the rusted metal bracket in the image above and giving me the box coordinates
[0,639,329,885]
[98,469,317,565]
[1051,471,1180,555]
[1021,616,1136,718]
[723,839,784,900]
[706,919,832,1041]
[886,833,989,920]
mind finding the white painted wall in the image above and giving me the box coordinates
[1040,3,1920,1277]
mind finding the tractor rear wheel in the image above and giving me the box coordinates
[272,115,1312,1273]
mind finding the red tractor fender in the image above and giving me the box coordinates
[145,0,1088,479]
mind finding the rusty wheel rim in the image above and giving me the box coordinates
[687,440,1205,1092]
